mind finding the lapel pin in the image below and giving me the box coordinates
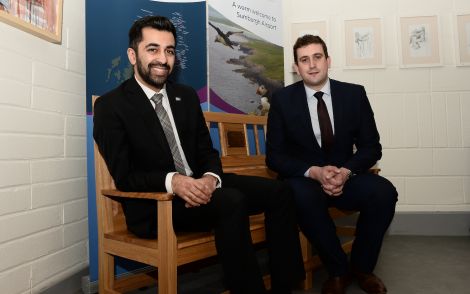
[175,97,182,101]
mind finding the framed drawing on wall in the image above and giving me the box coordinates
[290,20,328,72]
[399,15,441,67]
[456,14,470,66]
[0,0,63,43]
[344,18,384,69]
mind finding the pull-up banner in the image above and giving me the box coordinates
[207,0,283,115]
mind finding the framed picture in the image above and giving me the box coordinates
[455,14,470,66]
[0,0,63,43]
[399,15,441,67]
[290,20,328,71]
[344,18,384,69]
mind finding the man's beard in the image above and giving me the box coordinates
[136,58,171,89]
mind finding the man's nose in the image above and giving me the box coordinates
[309,59,316,68]
[156,50,168,63]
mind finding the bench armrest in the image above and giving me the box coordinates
[101,189,174,201]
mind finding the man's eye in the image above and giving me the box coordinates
[166,49,175,55]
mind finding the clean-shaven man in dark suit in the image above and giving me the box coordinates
[93,16,304,294]
[266,35,397,294]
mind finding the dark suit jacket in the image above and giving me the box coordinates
[266,79,381,178]
[93,77,222,237]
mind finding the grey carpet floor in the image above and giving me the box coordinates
[129,235,470,294]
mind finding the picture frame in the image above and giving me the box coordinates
[398,15,441,67]
[343,18,384,69]
[455,13,470,66]
[0,0,63,44]
[290,20,328,72]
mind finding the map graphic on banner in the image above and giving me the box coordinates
[85,0,206,283]
[86,0,207,114]
[208,0,283,115]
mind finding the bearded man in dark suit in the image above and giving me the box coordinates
[266,35,397,294]
[93,15,304,294]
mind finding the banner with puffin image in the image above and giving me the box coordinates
[207,0,284,116]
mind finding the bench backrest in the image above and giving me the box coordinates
[203,112,276,179]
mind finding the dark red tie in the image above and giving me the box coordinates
[314,91,334,152]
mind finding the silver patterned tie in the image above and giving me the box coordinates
[150,93,186,175]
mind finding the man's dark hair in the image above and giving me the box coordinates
[293,34,329,64]
[128,15,177,51]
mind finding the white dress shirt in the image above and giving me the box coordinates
[136,78,221,193]
[304,78,335,177]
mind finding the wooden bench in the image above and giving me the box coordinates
[94,109,370,293]
[203,112,377,290]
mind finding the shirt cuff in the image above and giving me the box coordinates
[203,172,222,188]
[165,172,178,194]
[304,167,311,178]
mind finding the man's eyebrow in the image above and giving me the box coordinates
[145,43,160,48]
[144,43,175,49]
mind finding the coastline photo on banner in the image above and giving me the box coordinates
[208,0,283,117]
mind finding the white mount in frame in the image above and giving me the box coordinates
[343,17,385,69]
[398,15,442,68]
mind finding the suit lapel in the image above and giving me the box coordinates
[165,83,186,136]
[124,78,170,152]
[291,82,321,150]
[329,79,344,138]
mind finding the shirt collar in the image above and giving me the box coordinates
[304,78,331,98]
[134,75,168,100]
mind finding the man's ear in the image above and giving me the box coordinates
[327,56,331,68]
[127,48,136,65]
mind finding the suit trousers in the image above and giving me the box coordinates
[287,173,397,277]
[172,173,305,294]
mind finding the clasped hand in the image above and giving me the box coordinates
[171,174,217,207]
[309,165,350,197]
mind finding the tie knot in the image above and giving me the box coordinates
[151,93,163,104]
[314,91,324,100]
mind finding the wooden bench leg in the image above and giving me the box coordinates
[100,251,120,293]
[299,232,313,290]
[157,201,177,294]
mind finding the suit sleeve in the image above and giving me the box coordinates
[266,92,313,177]
[192,92,223,177]
[93,96,168,192]
[342,86,382,173]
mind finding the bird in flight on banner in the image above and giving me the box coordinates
[209,22,243,49]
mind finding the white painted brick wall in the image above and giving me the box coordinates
[0,79,31,107]
[0,0,87,292]
[0,187,30,216]
[0,266,31,294]
[0,229,63,272]
[0,162,30,188]
[31,242,87,288]
[32,178,87,209]
[285,0,470,212]
[31,159,86,184]
[0,135,64,159]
